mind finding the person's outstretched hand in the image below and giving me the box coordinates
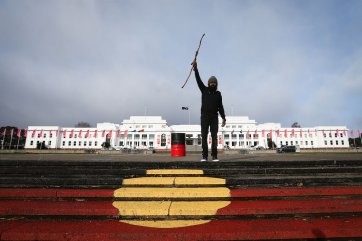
[192,60,197,69]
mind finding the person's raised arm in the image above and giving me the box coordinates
[193,60,206,91]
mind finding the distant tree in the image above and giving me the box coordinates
[0,126,26,149]
[75,122,91,127]
[267,138,276,149]
[291,122,301,128]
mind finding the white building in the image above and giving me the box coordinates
[25,116,350,150]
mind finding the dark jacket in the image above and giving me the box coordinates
[194,67,226,120]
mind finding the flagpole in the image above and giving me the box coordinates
[188,107,190,125]
[9,130,13,150]
[1,134,4,150]
[16,137,20,150]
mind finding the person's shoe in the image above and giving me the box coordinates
[201,158,207,162]
[212,156,219,162]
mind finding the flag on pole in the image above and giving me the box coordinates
[63,129,67,138]
[291,129,295,137]
[299,129,302,137]
[108,130,112,138]
[262,130,265,138]
[94,130,98,138]
[24,129,28,137]
[85,130,90,138]
[124,130,128,138]
[17,129,21,138]
[116,130,120,138]
[49,130,52,137]
[284,129,287,138]
[343,129,347,136]
[10,128,14,136]
[39,129,43,138]
[269,130,273,139]
[246,130,250,139]
[32,129,36,138]
[79,130,83,138]
[102,130,106,137]
[1,128,6,136]
[358,130,361,138]
[276,129,280,137]
[336,129,339,136]
[219,135,222,144]
[56,130,59,137]
[351,130,354,137]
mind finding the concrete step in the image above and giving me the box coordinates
[1,159,362,240]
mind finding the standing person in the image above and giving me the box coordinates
[193,60,226,162]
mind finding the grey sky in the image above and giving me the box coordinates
[0,0,361,131]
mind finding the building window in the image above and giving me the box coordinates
[311,141,313,146]
[74,141,77,146]
[340,133,343,137]
[336,140,339,145]
[325,140,327,145]
[78,141,81,146]
[342,140,345,145]
[232,134,237,139]
[30,141,34,146]
[161,134,166,147]
[232,141,237,146]
[324,133,326,138]
[149,141,153,147]
[89,141,92,146]
[335,133,337,138]
[224,134,230,139]
[95,141,98,146]
[142,134,147,139]
[84,141,87,146]
[68,141,71,146]
[330,140,333,145]
[62,141,65,146]
[148,125,153,128]
[43,134,46,138]
[48,141,51,145]
[239,134,244,139]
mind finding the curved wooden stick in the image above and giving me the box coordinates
[181,33,205,88]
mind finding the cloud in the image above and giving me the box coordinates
[0,0,361,132]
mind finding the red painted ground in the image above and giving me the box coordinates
[1,187,362,240]
[1,198,361,216]
[1,217,362,240]
[1,186,362,198]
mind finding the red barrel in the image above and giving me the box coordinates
[171,133,186,157]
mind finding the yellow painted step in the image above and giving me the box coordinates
[146,169,203,175]
[114,187,230,198]
[121,177,226,186]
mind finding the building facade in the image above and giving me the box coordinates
[25,116,350,150]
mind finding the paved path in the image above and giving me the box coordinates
[0,153,362,240]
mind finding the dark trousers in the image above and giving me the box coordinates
[201,114,218,159]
